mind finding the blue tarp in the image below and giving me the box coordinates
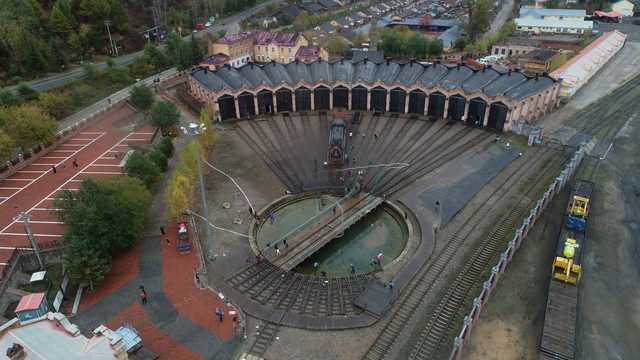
[567,216,586,231]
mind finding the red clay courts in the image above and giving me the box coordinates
[0,105,154,270]
[0,103,237,357]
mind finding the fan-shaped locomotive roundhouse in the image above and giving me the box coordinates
[187,58,561,131]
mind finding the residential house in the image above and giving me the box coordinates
[281,7,302,19]
[200,53,230,69]
[209,31,256,67]
[320,0,340,10]
[517,48,560,73]
[331,17,352,29]
[303,3,326,13]
[252,31,309,64]
[611,0,634,16]
[0,312,129,360]
[437,25,465,50]
[347,13,366,25]
[518,8,587,21]
[211,30,308,67]
[295,46,329,62]
[316,22,338,34]
[251,16,278,28]
[358,8,374,18]
[514,19,593,34]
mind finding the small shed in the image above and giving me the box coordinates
[29,270,50,292]
[611,0,634,16]
[15,293,50,323]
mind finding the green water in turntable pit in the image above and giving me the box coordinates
[256,197,406,278]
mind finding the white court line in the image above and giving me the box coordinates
[50,150,76,152]
[89,164,121,167]
[17,171,47,173]
[0,246,32,250]
[81,172,122,175]
[0,132,136,234]
[0,132,106,206]
[0,233,62,237]
[0,187,22,190]
[24,221,63,224]
[44,156,68,159]
[2,179,34,181]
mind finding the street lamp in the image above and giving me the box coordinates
[182,123,215,261]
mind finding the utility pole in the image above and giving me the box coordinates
[182,123,215,261]
[104,20,114,56]
[15,212,45,271]
[151,6,159,44]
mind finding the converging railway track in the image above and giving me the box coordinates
[364,147,569,360]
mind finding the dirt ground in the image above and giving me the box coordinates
[461,29,640,360]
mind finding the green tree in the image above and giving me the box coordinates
[352,31,370,49]
[466,0,492,38]
[278,13,293,27]
[25,39,46,73]
[498,20,517,42]
[427,38,444,59]
[544,0,560,8]
[1,105,57,149]
[50,39,68,72]
[83,62,96,79]
[64,241,112,290]
[327,36,350,54]
[0,90,22,107]
[149,149,168,172]
[144,44,167,69]
[151,100,181,128]
[107,61,131,84]
[68,32,85,60]
[38,91,73,119]
[157,136,175,157]
[0,129,15,161]
[53,176,152,255]
[129,83,154,110]
[454,36,472,51]
[50,0,76,34]
[123,151,160,188]
[16,82,39,101]
[190,34,205,64]
[79,0,109,26]
[130,55,155,79]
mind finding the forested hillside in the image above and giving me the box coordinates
[0,0,249,85]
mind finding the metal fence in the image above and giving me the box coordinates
[449,145,586,360]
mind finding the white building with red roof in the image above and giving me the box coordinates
[550,30,627,97]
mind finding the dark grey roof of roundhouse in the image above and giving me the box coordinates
[190,61,557,101]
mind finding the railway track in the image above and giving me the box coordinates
[363,147,567,360]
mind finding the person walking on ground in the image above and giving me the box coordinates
[349,132,353,139]
[276,248,281,256]
[505,141,510,150]
[108,98,111,105]
[333,206,337,215]
[274,243,279,252]
[166,237,171,246]
[374,134,378,139]
[350,264,355,274]
[51,165,57,174]
[269,212,274,222]
[140,290,147,304]
[404,210,408,219]
[256,254,262,265]
[314,262,319,270]
[377,253,382,265]
[140,285,145,292]
[160,226,165,235]
[283,239,288,248]
[362,133,366,138]
[73,159,78,167]
[321,270,327,278]
[61,161,66,170]
[388,281,394,293]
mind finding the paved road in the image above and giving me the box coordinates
[8,0,282,94]
[490,0,515,32]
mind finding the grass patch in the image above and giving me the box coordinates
[46,263,64,305]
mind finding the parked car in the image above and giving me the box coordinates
[205,22,212,27]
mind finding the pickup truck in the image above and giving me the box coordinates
[177,221,191,251]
